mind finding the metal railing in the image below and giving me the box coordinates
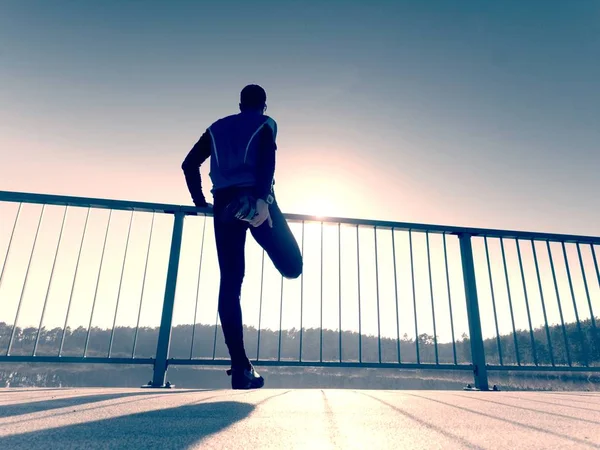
[0,190,598,390]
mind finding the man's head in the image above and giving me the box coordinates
[240,84,267,113]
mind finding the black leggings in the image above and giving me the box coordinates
[213,188,303,368]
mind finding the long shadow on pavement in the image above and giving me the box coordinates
[448,393,600,425]
[405,392,597,448]
[356,391,481,449]
[0,400,254,449]
[0,388,64,393]
[502,394,600,413]
[0,390,214,418]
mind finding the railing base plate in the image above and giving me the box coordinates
[463,384,500,391]
[141,381,174,389]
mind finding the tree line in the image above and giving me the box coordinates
[1,317,597,367]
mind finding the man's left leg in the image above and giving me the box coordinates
[213,211,250,369]
[214,197,264,389]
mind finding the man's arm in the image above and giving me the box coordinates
[254,123,277,202]
[182,131,212,207]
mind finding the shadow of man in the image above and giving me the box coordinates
[0,399,254,449]
[0,389,214,419]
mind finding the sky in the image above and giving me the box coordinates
[1,0,599,234]
[0,1,599,361]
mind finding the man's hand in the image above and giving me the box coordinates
[249,198,272,228]
[195,201,213,209]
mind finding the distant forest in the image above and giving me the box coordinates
[1,317,598,367]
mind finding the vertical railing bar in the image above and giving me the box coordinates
[211,221,222,360]
[299,221,304,362]
[592,244,600,346]
[375,226,382,364]
[0,203,22,296]
[320,221,323,363]
[278,274,284,361]
[356,224,362,363]
[213,216,220,361]
[339,223,342,363]
[458,233,489,390]
[561,241,587,367]
[151,211,185,387]
[484,237,503,365]
[531,239,555,366]
[7,205,45,355]
[500,237,520,366]
[392,228,402,364]
[590,244,600,348]
[59,208,90,357]
[592,244,600,291]
[409,229,420,364]
[132,212,155,358]
[516,239,538,365]
[576,243,597,332]
[592,243,600,348]
[108,210,135,358]
[547,240,571,366]
[426,231,439,365]
[33,206,68,356]
[256,249,265,361]
[83,210,113,358]
[212,306,219,360]
[190,214,207,360]
[443,233,457,365]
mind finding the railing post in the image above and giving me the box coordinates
[148,211,185,388]
[458,233,489,391]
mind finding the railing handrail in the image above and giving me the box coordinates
[1,189,599,244]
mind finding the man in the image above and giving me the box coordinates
[182,84,303,389]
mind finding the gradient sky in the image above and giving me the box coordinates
[1,0,600,236]
[1,2,600,360]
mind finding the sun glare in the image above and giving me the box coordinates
[282,171,354,220]
[306,197,335,219]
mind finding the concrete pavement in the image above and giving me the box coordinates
[0,388,599,449]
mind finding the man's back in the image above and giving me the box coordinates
[208,111,277,194]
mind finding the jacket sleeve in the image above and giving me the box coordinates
[181,130,212,206]
[254,120,277,201]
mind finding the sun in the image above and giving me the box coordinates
[306,197,335,220]
[282,172,349,219]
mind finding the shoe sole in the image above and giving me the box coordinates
[232,379,265,390]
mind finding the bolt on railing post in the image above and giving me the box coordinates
[149,211,185,388]
[458,233,489,391]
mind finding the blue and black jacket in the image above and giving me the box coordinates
[182,111,277,207]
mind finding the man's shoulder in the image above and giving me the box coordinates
[262,116,277,137]
[209,114,238,129]
[263,115,276,128]
[209,113,277,136]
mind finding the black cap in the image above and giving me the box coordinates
[240,84,267,110]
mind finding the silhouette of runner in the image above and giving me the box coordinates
[182,85,303,389]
